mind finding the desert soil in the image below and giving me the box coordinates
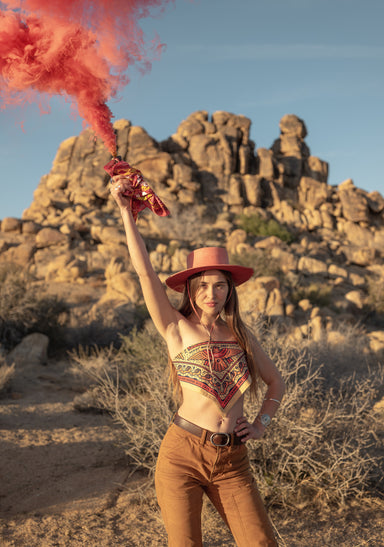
[1,358,383,547]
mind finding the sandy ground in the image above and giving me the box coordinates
[1,358,383,547]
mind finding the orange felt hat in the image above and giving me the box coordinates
[165,247,254,293]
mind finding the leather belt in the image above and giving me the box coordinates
[173,414,243,447]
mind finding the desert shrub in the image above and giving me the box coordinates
[245,324,383,508]
[71,321,383,509]
[0,264,68,349]
[366,275,384,315]
[237,213,294,243]
[230,249,281,278]
[0,351,15,394]
[290,282,333,307]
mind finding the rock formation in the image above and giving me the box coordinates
[1,111,383,350]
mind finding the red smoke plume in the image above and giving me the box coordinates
[0,0,172,155]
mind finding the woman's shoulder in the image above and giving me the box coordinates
[166,315,211,357]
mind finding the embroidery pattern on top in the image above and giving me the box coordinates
[172,341,252,413]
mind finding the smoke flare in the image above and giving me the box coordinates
[0,0,172,155]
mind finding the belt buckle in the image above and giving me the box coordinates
[210,432,230,447]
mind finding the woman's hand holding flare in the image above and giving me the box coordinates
[109,175,133,211]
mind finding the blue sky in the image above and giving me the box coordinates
[1,0,383,219]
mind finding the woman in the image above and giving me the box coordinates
[110,173,285,547]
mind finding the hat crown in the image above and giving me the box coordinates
[165,246,253,292]
[187,247,229,269]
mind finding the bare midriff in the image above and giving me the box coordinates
[177,385,245,433]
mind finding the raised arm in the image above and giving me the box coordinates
[110,175,180,339]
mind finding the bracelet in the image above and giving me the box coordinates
[268,398,281,404]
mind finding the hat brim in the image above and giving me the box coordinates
[165,264,254,293]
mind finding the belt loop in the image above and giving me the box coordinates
[200,428,207,444]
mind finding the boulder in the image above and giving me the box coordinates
[21,221,40,235]
[302,208,323,231]
[279,114,307,138]
[127,125,160,163]
[265,288,285,317]
[257,148,275,179]
[298,177,329,209]
[342,221,373,247]
[104,272,141,303]
[297,256,328,275]
[136,152,173,186]
[1,217,22,232]
[345,290,365,309]
[45,255,87,282]
[254,236,284,250]
[243,175,263,207]
[270,247,298,273]
[225,175,245,206]
[338,180,370,223]
[305,156,328,183]
[368,331,384,353]
[340,245,377,266]
[319,204,335,230]
[367,191,384,214]
[36,227,68,248]
[7,333,49,368]
[0,243,35,266]
[176,111,206,140]
[328,264,348,279]
[189,133,232,177]
[171,248,190,273]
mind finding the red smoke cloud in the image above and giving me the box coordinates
[0,0,172,155]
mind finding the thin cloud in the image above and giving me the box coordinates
[175,43,384,62]
[236,78,382,109]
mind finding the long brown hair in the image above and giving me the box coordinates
[168,271,260,403]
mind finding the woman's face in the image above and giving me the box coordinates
[193,270,229,317]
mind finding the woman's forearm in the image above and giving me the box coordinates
[119,205,154,278]
[253,376,286,427]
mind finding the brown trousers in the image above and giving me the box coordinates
[155,423,277,547]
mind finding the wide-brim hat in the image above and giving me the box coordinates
[165,247,254,293]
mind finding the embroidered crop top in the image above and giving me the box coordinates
[172,341,252,414]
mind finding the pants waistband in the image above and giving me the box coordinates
[173,414,243,447]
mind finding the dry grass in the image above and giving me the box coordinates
[70,324,176,478]
[70,320,384,513]
[245,322,383,509]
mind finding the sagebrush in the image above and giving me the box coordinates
[236,213,294,243]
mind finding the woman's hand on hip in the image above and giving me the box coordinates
[234,416,265,442]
